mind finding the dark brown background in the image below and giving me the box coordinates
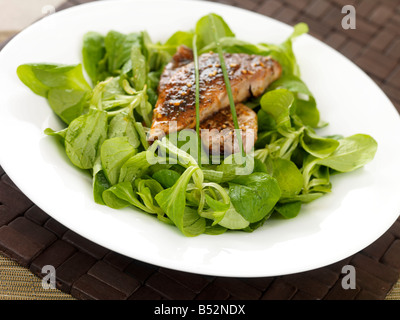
[0,0,399,300]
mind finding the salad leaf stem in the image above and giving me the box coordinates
[208,14,245,158]
[192,34,202,167]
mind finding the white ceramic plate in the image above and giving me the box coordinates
[0,0,400,278]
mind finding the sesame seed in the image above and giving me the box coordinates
[170,100,181,106]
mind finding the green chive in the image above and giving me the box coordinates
[192,34,202,167]
[208,14,245,158]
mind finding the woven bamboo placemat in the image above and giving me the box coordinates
[1,0,400,300]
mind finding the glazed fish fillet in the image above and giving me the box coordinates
[200,103,258,155]
[148,45,282,141]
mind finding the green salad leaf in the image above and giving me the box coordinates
[64,108,108,169]
[229,173,281,223]
[155,166,206,237]
[82,31,107,85]
[317,134,378,173]
[17,63,91,124]
[196,13,235,49]
[101,136,138,186]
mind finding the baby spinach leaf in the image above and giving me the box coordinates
[317,134,378,173]
[218,202,250,230]
[229,173,281,223]
[205,194,230,212]
[257,109,276,133]
[135,179,164,215]
[155,137,204,188]
[199,37,267,55]
[215,153,255,182]
[102,181,150,212]
[131,45,147,90]
[119,150,153,183]
[91,76,125,107]
[181,207,207,237]
[295,98,320,128]
[134,121,149,150]
[108,112,141,149]
[199,194,230,226]
[204,224,227,235]
[280,192,325,204]
[163,30,194,54]
[17,63,92,124]
[47,88,88,124]
[271,158,303,199]
[300,127,340,158]
[253,158,269,174]
[44,127,67,145]
[136,178,164,197]
[279,23,308,77]
[17,64,91,95]
[305,164,331,194]
[141,31,172,73]
[103,185,131,209]
[258,44,295,77]
[105,31,142,74]
[302,134,377,193]
[101,137,138,186]
[82,31,106,85]
[93,170,110,205]
[65,108,108,169]
[275,201,302,219]
[269,74,313,97]
[268,75,319,128]
[152,169,181,189]
[256,23,308,77]
[195,13,235,49]
[243,217,269,233]
[155,166,206,237]
[17,64,60,97]
[92,156,111,205]
[260,89,295,128]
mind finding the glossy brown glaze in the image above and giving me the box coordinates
[149,45,281,142]
[200,103,258,155]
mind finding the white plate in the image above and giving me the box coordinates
[0,0,400,278]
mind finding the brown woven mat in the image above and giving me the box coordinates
[1,0,400,300]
